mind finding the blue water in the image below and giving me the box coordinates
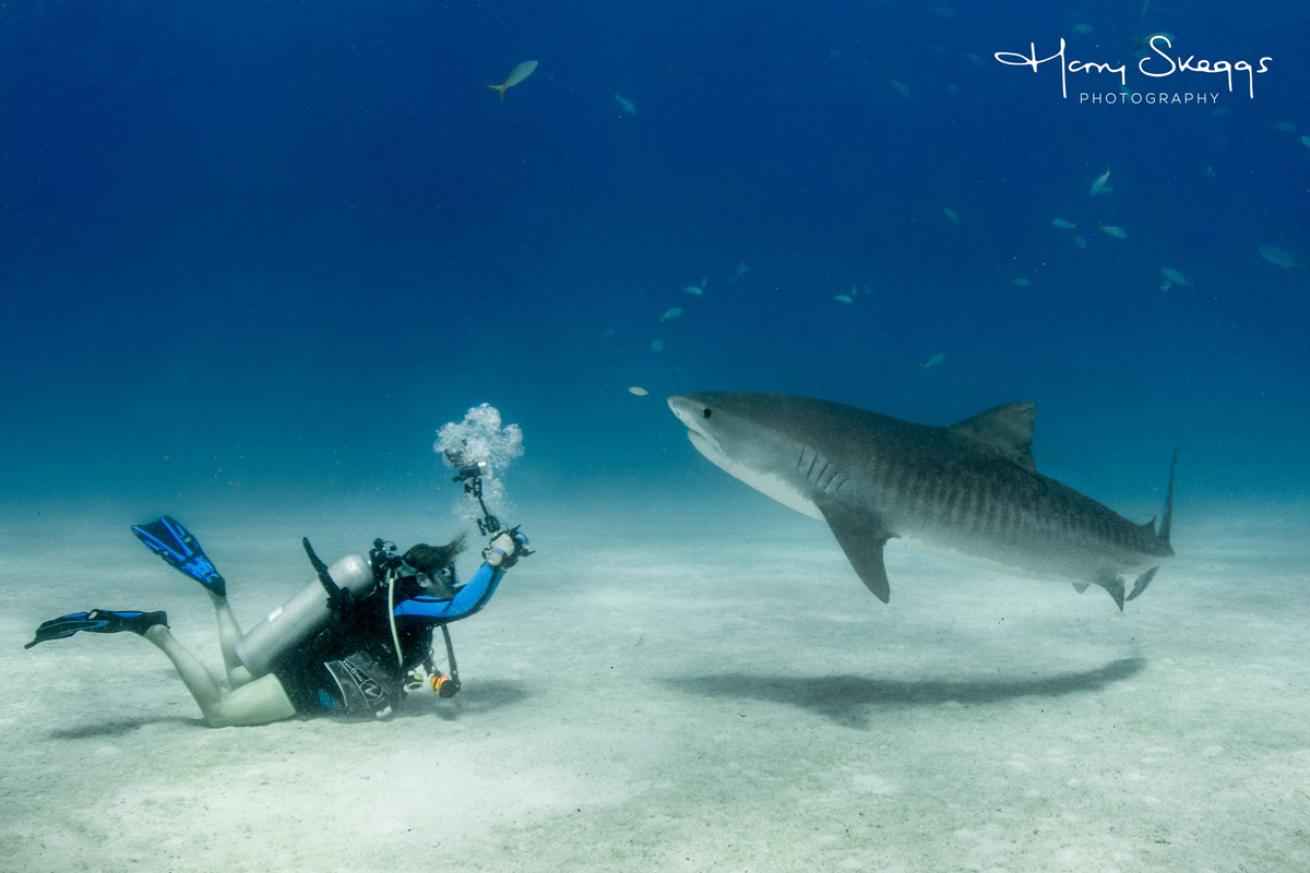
[2,1,1307,516]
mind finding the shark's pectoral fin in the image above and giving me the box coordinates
[816,501,893,603]
[1126,566,1160,602]
[1092,573,1125,611]
[1072,581,1090,594]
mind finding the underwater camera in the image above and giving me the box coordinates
[442,448,502,536]
[444,449,489,485]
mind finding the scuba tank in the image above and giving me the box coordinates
[235,552,375,675]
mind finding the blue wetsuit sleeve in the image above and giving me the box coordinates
[392,562,505,622]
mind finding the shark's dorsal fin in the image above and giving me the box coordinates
[815,500,893,603]
[949,403,1037,471]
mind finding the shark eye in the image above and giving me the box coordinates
[702,408,713,419]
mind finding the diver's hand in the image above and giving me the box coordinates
[483,531,518,569]
[484,528,531,569]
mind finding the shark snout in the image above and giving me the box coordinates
[666,394,701,431]
[667,394,718,445]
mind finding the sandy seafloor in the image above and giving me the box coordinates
[1,495,1307,873]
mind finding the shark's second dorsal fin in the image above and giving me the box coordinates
[949,402,1037,471]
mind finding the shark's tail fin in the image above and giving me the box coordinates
[1158,448,1179,546]
[487,83,507,103]
[1126,449,1178,603]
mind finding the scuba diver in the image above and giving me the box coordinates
[25,513,531,727]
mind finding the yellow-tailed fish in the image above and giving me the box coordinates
[487,60,539,103]
[1089,168,1112,196]
[1160,267,1191,287]
[1258,245,1301,269]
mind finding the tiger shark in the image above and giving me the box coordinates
[667,393,1176,609]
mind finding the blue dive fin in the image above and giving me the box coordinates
[131,516,226,597]
[25,609,168,649]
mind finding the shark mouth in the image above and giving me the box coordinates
[667,395,823,521]
[667,396,731,466]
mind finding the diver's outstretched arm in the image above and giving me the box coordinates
[392,563,505,621]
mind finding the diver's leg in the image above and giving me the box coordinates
[144,625,295,727]
[199,674,297,728]
[209,592,255,687]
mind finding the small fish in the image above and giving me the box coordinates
[660,307,684,321]
[891,80,910,99]
[833,294,854,305]
[1160,267,1191,287]
[649,338,665,353]
[1089,168,1112,197]
[614,93,638,116]
[929,6,955,19]
[1011,277,1031,287]
[1072,235,1088,249]
[628,386,649,397]
[921,352,946,369]
[1051,218,1077,231]
[682,286,704,297]
[1099,225,1128,239]
[1301,135,1310,149]
[735,261,749,277]
[1070,23,1094,35]
[849,284,859,297]
[1202,165,1215,177]
[486,60,539,103]
[965,52,985,67]
[1258,245,1301,269]
[942,206,960,225]
[1272,121,1297,133]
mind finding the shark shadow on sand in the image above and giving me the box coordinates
[669,657,1146,729]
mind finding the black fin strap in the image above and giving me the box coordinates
[302,537,341,597]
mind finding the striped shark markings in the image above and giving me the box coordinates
[668,392,1176,610]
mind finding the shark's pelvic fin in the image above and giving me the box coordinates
[1072,581,1090,594]
[1093,573,1125,611]
[816,501,893,603]
[1126,566,1159,602]
[948,402,1037,471]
